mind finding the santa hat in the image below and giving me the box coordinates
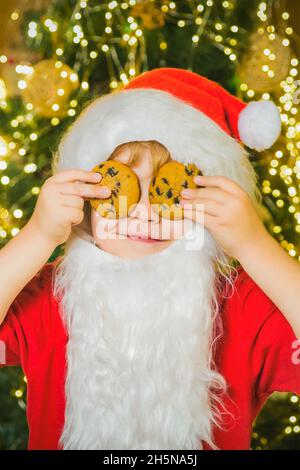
[56,67,281,197]
[123,68,281,152]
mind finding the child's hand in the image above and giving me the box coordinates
[27,169,111,246]
[179,175,269,259]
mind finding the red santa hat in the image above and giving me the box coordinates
[56,67,281,199]
[123,67,281,152]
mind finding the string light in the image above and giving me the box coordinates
[10,11,19,21]
[44,18,58,33]
[28,21,37,38]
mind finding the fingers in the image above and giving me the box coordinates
[52,168,102,184]
[181,187,227,203]
[67,207,85,225]
[181,206,219,230]
[58,182,111,199]
[179,198,221,216]
[60,194,85,209]
[193,175,244,195]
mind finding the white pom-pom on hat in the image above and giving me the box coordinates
[238,100,282,151]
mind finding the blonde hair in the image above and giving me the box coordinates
[109,140,171,177]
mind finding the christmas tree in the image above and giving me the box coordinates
[0,0,299,449]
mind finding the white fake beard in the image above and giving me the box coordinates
[53,227,227,450]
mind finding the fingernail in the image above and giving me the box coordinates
[194,176,202,184]
[93,172,102,180]
[181,189,193,197]
[99,186,111,196]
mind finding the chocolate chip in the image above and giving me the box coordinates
[106,167,119,177]
[166,188,173,199]
[155,186,161,195]
[182,180,188,188]
[162,177,169,184]
[185,166,193,176]
[173,196,180,204]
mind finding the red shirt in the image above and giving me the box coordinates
[0,261,300,450]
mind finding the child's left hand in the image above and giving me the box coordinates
[179,175,270,259]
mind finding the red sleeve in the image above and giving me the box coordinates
[234,267,300,398]
[0,262,56,368]
[252,306,300,398]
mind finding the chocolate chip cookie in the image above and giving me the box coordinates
[148,161,203,220]
[89,160,140,219]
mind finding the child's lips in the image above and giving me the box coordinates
[125,234,164,243]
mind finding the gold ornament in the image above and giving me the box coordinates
[239,32,291,93]
[22,59,79,118]
[0,1,43,97]
[131,1,165,30]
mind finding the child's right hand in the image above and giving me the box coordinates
[27,169,111,246]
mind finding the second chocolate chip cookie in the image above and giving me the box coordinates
[148,161,203,220]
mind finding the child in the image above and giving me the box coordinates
[0,68,300,450]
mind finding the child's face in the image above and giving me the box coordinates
[90,146,192,260]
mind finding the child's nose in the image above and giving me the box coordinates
[128,186,159,222]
